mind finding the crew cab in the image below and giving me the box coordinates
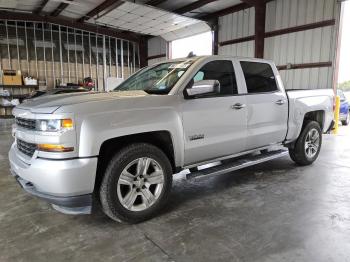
[9,56,334,223]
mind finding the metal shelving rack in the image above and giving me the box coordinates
[0,85,39,118]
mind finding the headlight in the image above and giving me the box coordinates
[36,119,73,132]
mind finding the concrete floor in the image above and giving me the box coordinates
[1,120,350,262]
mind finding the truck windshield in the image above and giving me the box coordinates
[114,60,193,94]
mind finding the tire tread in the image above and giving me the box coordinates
[288,121,322,166]
[99,143,172,223]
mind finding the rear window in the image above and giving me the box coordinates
[240,61,278,94]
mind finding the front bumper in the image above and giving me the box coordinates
[9,143,98,213]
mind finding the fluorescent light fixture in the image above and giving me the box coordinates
[0,38,24,46]
[91,46,111,53]
[63,43,84,51]
[35,41,56,48]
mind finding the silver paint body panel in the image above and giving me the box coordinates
[9,55,334,199]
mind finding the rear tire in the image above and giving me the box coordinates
[99,143,172,223]
[288,121,322,166]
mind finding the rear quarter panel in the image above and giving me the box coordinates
[286,89,334,141]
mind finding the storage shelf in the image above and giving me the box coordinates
[0,85,38,118]
[0,94,29,99]
[0,115,14,119]
[0,104,16,108]
[0,85,39,88]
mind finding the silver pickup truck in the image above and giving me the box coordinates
[9,56,334,223]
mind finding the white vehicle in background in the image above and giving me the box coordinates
[9,55,334,223]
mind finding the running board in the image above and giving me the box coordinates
[186,149,289,180]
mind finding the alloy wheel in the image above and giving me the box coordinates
[117,157,164,211]
[304,128,320,158]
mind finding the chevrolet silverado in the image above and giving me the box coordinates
[9,56,334,223]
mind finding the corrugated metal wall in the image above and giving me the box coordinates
[147,36,167,65]
[217,0,341,90]
[218,7,255,57]
[265,0,339,90]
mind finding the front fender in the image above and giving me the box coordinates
[77,108,184,167]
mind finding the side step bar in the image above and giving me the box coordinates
[186,149,289,180]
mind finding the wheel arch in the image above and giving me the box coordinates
[302,110,325,130]
[94,131,177,193]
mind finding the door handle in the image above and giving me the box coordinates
[275,99,286,105]
[231,103,246,110]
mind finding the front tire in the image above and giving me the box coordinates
[288,121,322,166]
[99,143,172,223]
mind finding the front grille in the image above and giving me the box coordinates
[16,117,36,130]
[17,139,37,157]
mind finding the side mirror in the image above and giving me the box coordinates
[186,80,220,98]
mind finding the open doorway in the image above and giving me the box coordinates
[170,31,213,59]
[338,1,350,100]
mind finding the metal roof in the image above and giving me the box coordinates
[0,0,253,38]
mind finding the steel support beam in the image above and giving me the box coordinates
[219,35,255,46]
[265,19,336,38]
[219,19,336,47]
[139,36,148,68]
[254,2,266,58]
[211,18,219,55]
[145,0,168,6]
[147,54,166,60]
[77,0,123,22]
[51,0,73,17]
[58,25,63,83]
[102,35,107,91]
[174,0,217,15]
[277,62,332,71]
[34,0,50,14]
[199,2,251,20]
[120,39,124,79]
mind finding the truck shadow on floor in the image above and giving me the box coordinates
[87,157,306,224]
[156,157,304,218]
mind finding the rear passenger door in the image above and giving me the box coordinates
[181,60,247,166]
[238,60,288,150]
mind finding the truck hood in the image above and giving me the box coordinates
[16,91,149,113]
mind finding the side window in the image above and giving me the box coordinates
[192,60,238,95]
[193,71,204,82]
[240,61,278,94]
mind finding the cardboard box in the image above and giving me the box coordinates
[2,70,22,85]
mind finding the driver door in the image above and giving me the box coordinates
[181,60,247,166]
